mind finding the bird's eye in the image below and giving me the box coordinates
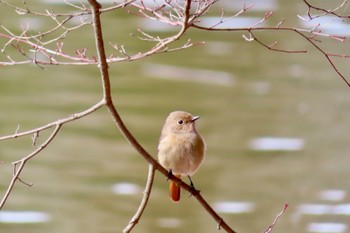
[177,120,184,125]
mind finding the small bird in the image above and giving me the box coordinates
[158,111,206,203]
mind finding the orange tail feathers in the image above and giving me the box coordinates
[169,175,181,203]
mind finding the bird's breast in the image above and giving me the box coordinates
[158,133,205,176]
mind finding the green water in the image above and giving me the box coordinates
[1,1,350,233]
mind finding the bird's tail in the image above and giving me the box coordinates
[169,175,181,203]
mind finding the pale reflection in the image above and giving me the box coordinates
[0,211,50,223]
[318,190,346,202]
[213,201,255,214]
[307,222,347,233]
[112,182,141,195]
[143,63,234,86]
[157,217,182,228]
[249,137,305,151]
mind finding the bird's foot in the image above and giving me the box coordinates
[166,169,173,182]
[188,175,200,198]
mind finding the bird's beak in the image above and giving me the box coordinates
[191,116,200,122]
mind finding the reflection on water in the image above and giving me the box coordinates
[298,204,350,215]
[318,190,346,201]
[138,19,179,32]
[294,189,349,232]
[300,16,350,36]
[204,42,233,56]
[307,222,347,233]
[138,16,266,31]
[213,201,255,214]
[143,63,234,86]
[0,211,50,224]
[250,81,271,95]
[218,0,278,11]
[157,217,182,228]
[196,17,266,29]
[249,137,305,151]
[112,182,141,195]
[289,64,303,78]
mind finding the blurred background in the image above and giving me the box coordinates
[1,0,350,233]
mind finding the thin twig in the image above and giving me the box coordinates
[0,100,105,141]
[0,100,105,209]
[0,124,61,209]
[192,24,350,87]
[263,203,289,233]
[123,164,155,233]
[303,0,350,19]
[248,30,307,54]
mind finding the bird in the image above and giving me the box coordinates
[158,111,206,203]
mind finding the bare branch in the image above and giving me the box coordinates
[0,100,104,142]
[123,164,155,233]
[192,24,350,87]
[17,177,34,187]
[102,0,136,12]
[31,132,39,146]
[207,3,254,29]
[0,100,105,209]
[303,0,350,19]
[0,124,61,209]
[248,30,307,54]
[0,0,204,66]
[192,186,238,233]
[0,31,96,65]
[263,203,289,233]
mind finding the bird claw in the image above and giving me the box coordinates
[166,169,173,182]
[188,186,200,198]
[187,175,200,198]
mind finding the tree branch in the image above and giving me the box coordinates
[0,100,104,141]
[87,1,238,232]
[123,164,155,233]
[303,0,350,19]
[0,124,61,209]
[263,203,289,233]
[0,100,105,209]
[192,24,350,87]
